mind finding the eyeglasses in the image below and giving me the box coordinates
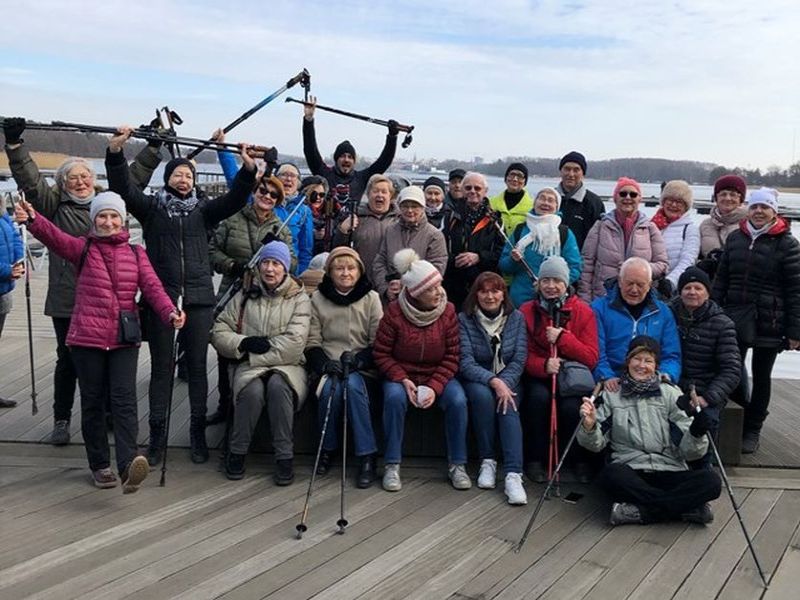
[618,191,639,199]
[663,197,685,206]
[506,172,525,181]
[463,185,484,192]
[67,174,93,183]
[278,172,298,180]
[256,187,280,199]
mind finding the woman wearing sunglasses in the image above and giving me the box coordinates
[578,177,668,302]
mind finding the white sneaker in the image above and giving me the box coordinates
[448,464,472,490]
[504,472,528,505]
[382,463,401,492]
[477,458,497,489]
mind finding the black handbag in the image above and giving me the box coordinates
[118,310,142,344]
[724,304,757,347]
[557,360,596,397]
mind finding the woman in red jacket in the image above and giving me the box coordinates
[16,193,184,493]
[520,255,599,483]
[374,249,468,492]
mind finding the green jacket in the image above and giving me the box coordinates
[577,382,708,472]
[489,189,534,236]
[209,205,295,298]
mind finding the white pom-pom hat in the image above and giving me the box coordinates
[392,248,442,298]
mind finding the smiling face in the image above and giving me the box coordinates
[614,185,640,216]
[168,165,194,195]
[662,196,688,220]
[65,164,95,199]
[505,169,526,193]
[681,281,709,311]
[368,181,392,215]
[424,186,444,210]
[259,258,286,290]
[94,209,123,237]
[277,167,299,197]
[413,285,443,310]
[748,203,776,229]
[627,350,657,381]
[538,276,567,300]
[534,190,559,215]
[462,176,486,211]
[336,153,355,175]
[715,189,743,216]
[330,256,361,293]
[399,200,424,225]
[253,182,279,217]
[476,283,505,313]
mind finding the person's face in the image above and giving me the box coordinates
[306,184,326,207]
[399,201,424,225]
[560,162,583,192]
[94,209,123,237]
[614,185,640,216]
[748,203,776,229]
[259,258,286,290]
[277,168,299,196]
[424,186,444,209]
[414,285,442,309]
[715,189,743,216]
[253,183,279,215]
[168,165,194,195]
[619,265,651,305]
[534,190,559,215]
[462,177,485,210]
[336,152,355,175]
[330,257,360,293]
[662,196,687,220]
[476,285,504,313]
[505,169,526,193]
[449,177,464,199]
[628,351,657,381]
[680,282,709,311]
[65,165,95,199]
[368,181,392,215]
[538,276,567,300]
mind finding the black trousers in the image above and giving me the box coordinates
[71,346,140,473]
[523,378,589,465]
[598,462,721,522]
[52,317,78,422]
[214,352,233,415]
[146,305,213,423]
[738,344,779,433]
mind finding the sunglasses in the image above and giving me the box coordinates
[618,191,639,199]
[463,185,484,191]
[256,187,280,200]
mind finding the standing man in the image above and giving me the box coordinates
[444,168,466,213]
[556,151,605,249]
[302,96,399,210]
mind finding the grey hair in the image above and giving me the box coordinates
[276,162,301,177]
[619,257,652,281]
[55,157,96,189]
[461,171,488,190]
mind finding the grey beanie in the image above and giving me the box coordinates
[538,255,570,284]
[89,191,126,223]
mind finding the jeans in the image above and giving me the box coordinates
[739,344,780,433]
[52,317,78,422]
[231,373,295,459]
[318,372,378,456]
[382,379,467,465]
[523,377,588,465]
[71,346,140,473]
[463,381,523,474]
[147,305,213,424]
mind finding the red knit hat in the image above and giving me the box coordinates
[613,177,642,197]
[713,174,747,200]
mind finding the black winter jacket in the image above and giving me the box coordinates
[669,298,741,407]
[711,218,800,347]
[559,187,605,250]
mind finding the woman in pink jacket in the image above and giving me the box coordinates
[16,193,184,493]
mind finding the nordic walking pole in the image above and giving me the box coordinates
[690,386,768,588]
[159,295,183,487]
[515,382,603,553]
[547,308,563,497]
[296,378,338,539]
[488,210,538,285]
[17,194,38,415]
[186,69,310,159]
[337,352,353,534]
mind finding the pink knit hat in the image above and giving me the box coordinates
[393,248,442,298]
[613,177,642,197]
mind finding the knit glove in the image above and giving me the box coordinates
[238,336,271,355]
[689,409,711,438]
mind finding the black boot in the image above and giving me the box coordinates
[356,454,376,489]
[225,452,246,480]
[147,421,166,467]
[274,458,294,486]
[316,450,333,475]
[190,416,209,464]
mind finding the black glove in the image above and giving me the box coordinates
[689,408,711,437]
[144,117,164,149]
[676,393,692,416]
[229,261,248,278]
[3,117,25,145]
[238,336,271,355]
[387,119,400,137]
[353,348,374,371]
[323,359,343,378]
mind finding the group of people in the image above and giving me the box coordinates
[2,110,799,527]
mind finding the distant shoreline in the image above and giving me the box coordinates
[0,151,71,170]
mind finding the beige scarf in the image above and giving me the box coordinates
[398,287,448,327]
[475,309,508,373]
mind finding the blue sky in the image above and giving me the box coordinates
[2,0,799,170]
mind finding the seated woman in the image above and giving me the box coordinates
[305,247,384,488]
[498,187,582,307]
[374,249,468,492]
[15,193,184,492]
[211,241,311,484]
[520,256,599,483]
[458,273,527,505]
[578,336,722,525]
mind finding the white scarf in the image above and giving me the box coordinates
[516,213,561,257]
[476,309,507,373]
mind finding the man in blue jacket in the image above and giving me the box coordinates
[0,205,24,407]
[592,257,681,391]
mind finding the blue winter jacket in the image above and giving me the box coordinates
[0,213,24,296]
[591,284,682,383]
[457,309,527,391]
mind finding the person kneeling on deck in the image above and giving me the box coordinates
[211,241,311,485]
[578,336,722,525]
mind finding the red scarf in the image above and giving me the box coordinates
[615,210,638,247]
[651,207,679,231]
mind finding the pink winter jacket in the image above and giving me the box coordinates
[578,211,668,302]
[29,214,176,350]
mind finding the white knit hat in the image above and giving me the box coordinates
[393,248,442,298]
[397,185,425,208]
[748,187,779,212]
[89,191,126,223]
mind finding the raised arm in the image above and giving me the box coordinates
[201,144,257,227]
[302,98,331,178]
[106,128,157,224]
[18,201,85,263]
[363,127,398,177]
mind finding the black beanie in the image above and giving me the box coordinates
[559,151,587,175]
[423,176,446,196]
[678,266,712,294]
[626,335,661,365]
[334,140,356,162]
[163,157,196,185]
[505,162,528,183]
[448,168,466,181]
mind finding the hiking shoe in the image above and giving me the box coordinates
[574,462,593,484]
[0,397,17,408]
[448,464,472,490]
[682,503,714,525]
[742,430,760,454]
[609,502,644,526]
[274,458,294,486]
[92,468,118,489]
[121,456,149,494]
[356,454,376,489]
[382,463,401,492]
[504,472,528,505]
[147,421,166,467]
[190,417,209,464]
[225,452,246,480]
[316,450,333,476]
[50,420,70,446]
[477,458,497,489]
[526,461,547,484]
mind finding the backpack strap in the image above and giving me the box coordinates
[558,224,568,248]
[77,238,93,274]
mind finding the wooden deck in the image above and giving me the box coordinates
[2,267,800,598]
